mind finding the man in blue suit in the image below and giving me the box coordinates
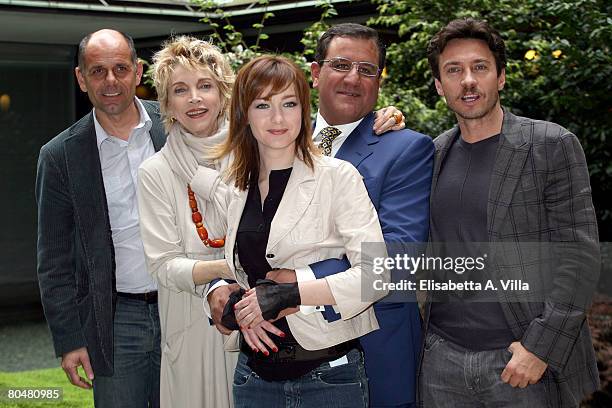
[303,23,434,408]
[206,22,433,407]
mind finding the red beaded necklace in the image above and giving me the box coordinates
[187,185,225,248]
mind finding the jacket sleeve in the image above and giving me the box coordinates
[520,131,600,372]
[138,163,205,296]
[36,146,87,357]
[310,257,351,278]
[376,134,433,302]
[376,134,433,244]
[323,161,389,319]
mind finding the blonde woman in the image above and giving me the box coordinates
[137,36,237,407]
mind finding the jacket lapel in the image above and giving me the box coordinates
[267,158,317,250]
[64,113,113,263]
[225,186,248,273]
[487,110,531,236]
[142,101,166,151]
[335,112,378,168]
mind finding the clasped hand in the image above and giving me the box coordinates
[236,280,300,354]
[234,279,301,328]
[212,286,284,354]
[217,270,300,354]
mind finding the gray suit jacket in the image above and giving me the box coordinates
[421,110,600,407]
[35,100,165,376]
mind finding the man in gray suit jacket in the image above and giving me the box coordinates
[36,29,165,407]
[418,18,600,407]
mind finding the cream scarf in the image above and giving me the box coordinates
[160,121,228,186]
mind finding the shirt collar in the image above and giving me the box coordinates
[94,97,152,149]
[312,110,364,140]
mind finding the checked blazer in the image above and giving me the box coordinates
[420,110,600,407]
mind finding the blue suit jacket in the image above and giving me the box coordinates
[311,112,433,406]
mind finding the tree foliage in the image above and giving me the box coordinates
[371,0,611,237]
[145,0,611,237]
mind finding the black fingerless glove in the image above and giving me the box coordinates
[220,288,246,330]
[254,279,301,321]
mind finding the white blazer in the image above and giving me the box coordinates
[198,154,389,350]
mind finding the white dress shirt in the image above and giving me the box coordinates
[94,98,157,293]
[312,111,364,157]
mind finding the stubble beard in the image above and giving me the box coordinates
[452,90,500,122]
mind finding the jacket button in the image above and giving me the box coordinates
[266,254,275,259]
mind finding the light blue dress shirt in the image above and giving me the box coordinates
[93,98,157,293]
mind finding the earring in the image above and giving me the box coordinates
[170,117,176,123]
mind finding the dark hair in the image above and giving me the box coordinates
[315,23,386,74]
[427,18,506,80]
[215,55,318,191]
[78,30,138,69]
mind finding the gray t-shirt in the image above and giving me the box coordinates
[429,133,515,350]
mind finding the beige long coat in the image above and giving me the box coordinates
[138,150,238,408]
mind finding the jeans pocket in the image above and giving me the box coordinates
[233,371,254,387]
[424,332,444,352]
[502,347,513,363]
[315,360,362,386]
[233,354,255,387]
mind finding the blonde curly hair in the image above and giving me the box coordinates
[152,36,234,133]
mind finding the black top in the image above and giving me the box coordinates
[429,133,515,350]
[236,168,329,380]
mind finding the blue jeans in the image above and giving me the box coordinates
[233,348,368,408]
[93,296,161,408]
[419,332,548,407]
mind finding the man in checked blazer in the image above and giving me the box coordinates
[418,18,600,407]
[36,30,165,407]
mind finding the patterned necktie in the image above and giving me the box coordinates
[318,126,342,156]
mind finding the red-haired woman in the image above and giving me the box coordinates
[208,55,389,407]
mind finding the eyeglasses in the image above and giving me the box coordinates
[318,57,381,77]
